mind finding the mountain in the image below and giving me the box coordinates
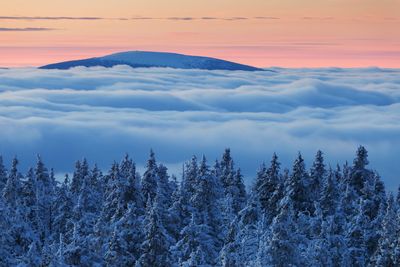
[39,51,263,71]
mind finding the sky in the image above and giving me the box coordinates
[0,66,399,190]
[1,0,399,67]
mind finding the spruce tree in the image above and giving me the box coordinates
[35,156,55,243]
[141,150,159,208]
[258,153,283,222]
[373,194,397,266]
[0,197,14,266]
[137,197,172,267]
[309,150,325,209]
[0,156,7,192]
[52,175,73,243]
[283,153,310,215]
[265,201,300,267]
[320,167,339,218]
[345,201,368,267]
[2,157,22,209]
[350,146,373,196]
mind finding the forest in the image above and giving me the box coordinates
[0,146,399,266]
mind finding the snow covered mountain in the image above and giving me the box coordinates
[40,51,263,71]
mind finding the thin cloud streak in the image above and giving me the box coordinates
[0,15,283,21]
[0,16,103,20]
[0,27,56,31]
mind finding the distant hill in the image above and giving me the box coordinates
[39,51,264,71]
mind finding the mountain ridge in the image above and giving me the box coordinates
[39,51,264,71]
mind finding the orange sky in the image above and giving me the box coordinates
[1,0,399,67]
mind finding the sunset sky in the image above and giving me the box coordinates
[1,0,399,67]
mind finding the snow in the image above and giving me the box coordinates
[40,51,263,71]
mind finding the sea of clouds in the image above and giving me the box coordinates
[0,66,399,189]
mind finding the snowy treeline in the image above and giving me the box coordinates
[0,146,399,266]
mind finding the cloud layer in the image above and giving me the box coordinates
[0,66,399,189]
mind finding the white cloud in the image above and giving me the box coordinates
[0,66,399,189]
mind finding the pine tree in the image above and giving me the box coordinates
[193,156,223,262]
[174,213,218,266]
[21,168,39,231]
[283,153,310,215]
[120,155,143,212]
[2,157,22,208]
[137,197,172,267]
[309,150,325,209]
[257,153,283,222]
[360,174,385,258]
[345,201,368,267]
[102,162,123,223]
[0,197,14,266]
[350,146,373,196]
[222,193,262,266]
[219,220,241,267]
[141,150,159,208]
[71,160,83,196]
[265,201,300,267]
[104,226,132,266]
[219,149,246,215]
[0,156,7,192]
[320,167,339,218]
[74,174,100,238]
[105,203,144,266]
[373,194,397,266]
[52,175,73,243]
[169,156,198,236]
[35,155,55,243]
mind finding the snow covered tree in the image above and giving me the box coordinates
[308,150,325,209]
[283,153,311,215]
[141,150,159,208]
[349,146,373,196]
[0,147,397,266]
[52,175,73,244]
[137,197,172,267]
[345,201,368,267]
[176,212,225,266]
[320,167,339,218]
[0,197,14,266]
[104,226,132,266]
[105,203,144,266]
[101,162,123,223]
[2,157,22,208]
[21,168,39,229]
[219,149,246,215]
[257,153,283,222]
[372,194,397,266]
[70,159,89,197]
[223,193,262,266]
[35,155,55,243]
[0,156,7,192]
[265,201,300,267]
[120,155,143,212]
[168,156,199,237]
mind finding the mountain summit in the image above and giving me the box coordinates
[39,51,263,71]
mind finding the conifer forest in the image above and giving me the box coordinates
[0,146,399,266]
